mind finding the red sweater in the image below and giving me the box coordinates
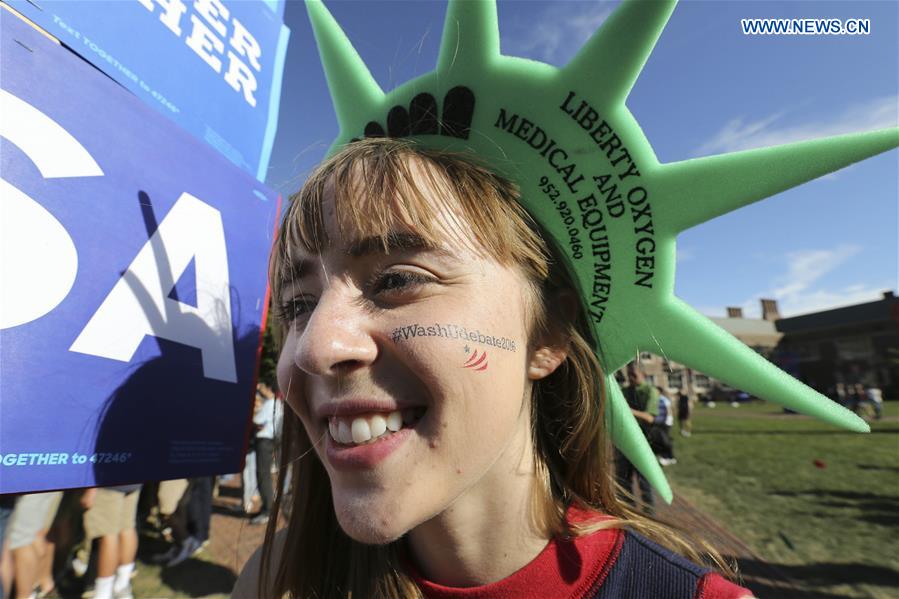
[410,516,751,599]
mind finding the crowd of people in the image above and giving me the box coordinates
[0,384,281,599]
[831,382,884,420]
[614,366,696,513]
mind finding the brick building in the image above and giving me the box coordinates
[621,292,899,401]
[620,299,783,401]
[774,291,899,398]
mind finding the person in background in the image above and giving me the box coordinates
[186,477,214,555]
[615,367,659,513]
[0,494,18,599]
[653,387,677,466]
[677,390,693,437]
[834,382,847,407]
[6,492,62,599]
[160,476,215,568]
[156,479,188,542]
[241,438,258,515]
[81,485,140,599]
[250,383,276,526]
[863,383,884,420]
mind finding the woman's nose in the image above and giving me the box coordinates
[293,288,377,377]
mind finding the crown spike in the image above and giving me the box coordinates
[436,0,500,75]
[607,374,673,503]
[650,299,870,433]
[562,0,677,104]
[657,127,899,235]
[305,0,385,132]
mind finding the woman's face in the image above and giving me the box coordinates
[276,170,541,544]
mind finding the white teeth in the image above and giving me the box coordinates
[327,409,419,445]
[337,420,353,445]
[386,411,402,432]
[369,414,387,437]
[351,418,372,444]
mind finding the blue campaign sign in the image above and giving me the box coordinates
[7,0,290,182]
[0,13,280,493]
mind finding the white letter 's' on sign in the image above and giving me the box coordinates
[70,192,237,382]
[0,89,100,329]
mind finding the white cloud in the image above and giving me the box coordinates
[693,95,898,157]
[725,244,893,318]
[770,245,861,300]
[770,282,893,318]
[676,246,695,264]
[503,2,613,64]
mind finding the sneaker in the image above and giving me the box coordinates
[148,544,179,565]
[81,583,95,599]
[249,512,270,526]
[191,538,208,557]
[72,557,89,578]
[113,584,133,599]
[165,537,201,568]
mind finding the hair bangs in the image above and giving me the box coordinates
[272,138,550,312]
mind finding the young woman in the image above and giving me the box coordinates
[233,138,754,598]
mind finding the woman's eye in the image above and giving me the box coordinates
[371,270,434,295]
[278,296,316,323]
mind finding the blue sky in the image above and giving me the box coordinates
[267,0,898,319]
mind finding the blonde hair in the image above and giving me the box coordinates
[262,138,733,598]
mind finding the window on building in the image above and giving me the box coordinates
[694,374,710,388]
[667,370,683,389]
[639,352,654,362]
[645,374,656,386]
[834,338,872,360]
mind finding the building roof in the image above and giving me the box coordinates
[710,316,782,347]
[776,292,898,334]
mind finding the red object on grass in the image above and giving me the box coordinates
[814,459,826,468]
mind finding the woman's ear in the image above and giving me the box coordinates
[527,288,578,381]
[527,346,567,381]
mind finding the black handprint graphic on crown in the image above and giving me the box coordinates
[360,86,475,141]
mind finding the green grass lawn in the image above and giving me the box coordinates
[129,548,233,599]
[666,400,899,599]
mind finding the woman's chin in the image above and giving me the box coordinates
[332,494,412,545]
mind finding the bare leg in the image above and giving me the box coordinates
[119,528,137,565]
[12,543,38,599]
[1,541,13,599]
[37,536,55,593]
[96,534,119,579]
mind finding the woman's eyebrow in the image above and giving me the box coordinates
[282,259,310,285]
[282,233,457,284]
[346,233,449,258]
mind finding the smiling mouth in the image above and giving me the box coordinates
[326,407,427,447]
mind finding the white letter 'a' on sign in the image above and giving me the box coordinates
[70,193,237,382]
[0,89,102,329]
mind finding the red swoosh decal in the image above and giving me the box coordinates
[474,362,488,371]
[465,351,488,369]
[463,349,479,366]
